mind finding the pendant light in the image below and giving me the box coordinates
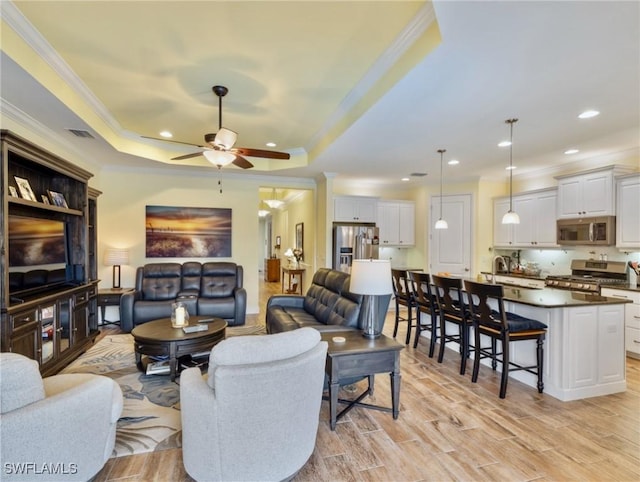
[264,188,284,209]
[502,118,520,224]
[434,148,448,230]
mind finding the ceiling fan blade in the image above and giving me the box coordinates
[231,147,290,160]
[171,151,205,161]
[142,136,205,148]
[232,155,254,169]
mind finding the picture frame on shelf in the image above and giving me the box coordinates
[8,186,18,197]
[41,195,50,205]
[48,190,68,208]
[14,176,37,201]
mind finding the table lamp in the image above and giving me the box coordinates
[349,259,393,338]
[104,248,129,289]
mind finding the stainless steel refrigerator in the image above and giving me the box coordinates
[332,222,379,273]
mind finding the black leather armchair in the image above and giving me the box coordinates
[120,262,246,332]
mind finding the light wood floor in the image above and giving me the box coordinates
[94,277,640,482]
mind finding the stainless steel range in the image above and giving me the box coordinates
[545,259,628,293]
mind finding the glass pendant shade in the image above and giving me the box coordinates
[435,218,448,229]
[502,210,520,224]
[203,150,236,166]
[213,127,238,150]
[264,188,284,209]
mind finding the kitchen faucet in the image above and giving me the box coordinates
[492,255,507,284]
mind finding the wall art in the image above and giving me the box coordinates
[145,205,232,258]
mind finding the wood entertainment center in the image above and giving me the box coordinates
[1,130,101,376]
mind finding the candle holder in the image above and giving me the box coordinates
[171,302,189,328]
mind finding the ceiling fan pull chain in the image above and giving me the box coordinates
[218,173,222,193]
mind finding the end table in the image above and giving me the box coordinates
[98,287,134,325]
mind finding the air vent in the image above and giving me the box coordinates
[410,172,428,177]
[67,129,94,139]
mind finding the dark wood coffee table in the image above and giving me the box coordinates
[132,316,227,381]
[321,330,404,430]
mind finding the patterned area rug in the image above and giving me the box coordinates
[61,323,266,458]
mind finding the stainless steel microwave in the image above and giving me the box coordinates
[556,216,616,246]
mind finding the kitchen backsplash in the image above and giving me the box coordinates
[494,246,640,278]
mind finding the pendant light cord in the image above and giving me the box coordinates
[437,149,446,219]
[505,118,518,211]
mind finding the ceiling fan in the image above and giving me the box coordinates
[143,85,290,169]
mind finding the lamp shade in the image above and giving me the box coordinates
[104,248,129,266]
[203,149,236,167]
[502,210,520,224]
[435,218,448,230]
[283,248,294,257]
[349,259,393,295]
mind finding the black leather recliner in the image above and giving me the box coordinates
[120,262,246,332]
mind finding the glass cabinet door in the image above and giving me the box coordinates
[39,305,56,364]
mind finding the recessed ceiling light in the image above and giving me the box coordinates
[564,149,579,155]
[266,142,276,147]
[401,177,410,182]
[448,159,459,165]
[578,110,600,119]
[498,141,511,147]
[159,131,173,138]
[505,165,517,170]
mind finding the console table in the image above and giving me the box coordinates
[282,267,305,295]
[98,287,134,325]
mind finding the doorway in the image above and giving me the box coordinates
[429,193,473,276]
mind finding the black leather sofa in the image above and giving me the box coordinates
[120,262,246,332]
[266,268,390,334]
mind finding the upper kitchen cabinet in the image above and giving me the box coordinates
[493,197,514,246]
[556,166,632,219]
[334,196,378,223]
[616,173,640,249]
[377,200,415,246]
[513,189,558,247]
[493,189,558,248]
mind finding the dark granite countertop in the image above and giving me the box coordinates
[599,283,640,294]
[501,286,632,308]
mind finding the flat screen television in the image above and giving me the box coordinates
[7,215,71,299]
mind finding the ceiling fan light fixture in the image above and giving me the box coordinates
[213,128,238,150]
[203,150,236,167]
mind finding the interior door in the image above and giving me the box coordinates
[429,194,472,276]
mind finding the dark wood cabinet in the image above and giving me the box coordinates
[264,258,281,282]
[1,130,100,375]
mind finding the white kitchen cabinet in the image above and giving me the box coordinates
[493,189,557,248]
[377,200,415,246]
[601,288,640,359]
[512,188,558,247]
[493,198,514,247]
[615,173,640,249]
[334,196,377,223]
[556,166,632,219]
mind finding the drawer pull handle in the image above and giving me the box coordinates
[610,294,628,299]
[634,340,640,344]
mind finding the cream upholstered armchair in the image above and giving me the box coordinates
[0,353,123,481]
[180,327,328,482]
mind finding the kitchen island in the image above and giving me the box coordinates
[482,286,630,401]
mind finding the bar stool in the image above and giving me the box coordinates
[391,269,417,345]
[431,274,472,375]
[463,280,547,398]
[407,271,439,356]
